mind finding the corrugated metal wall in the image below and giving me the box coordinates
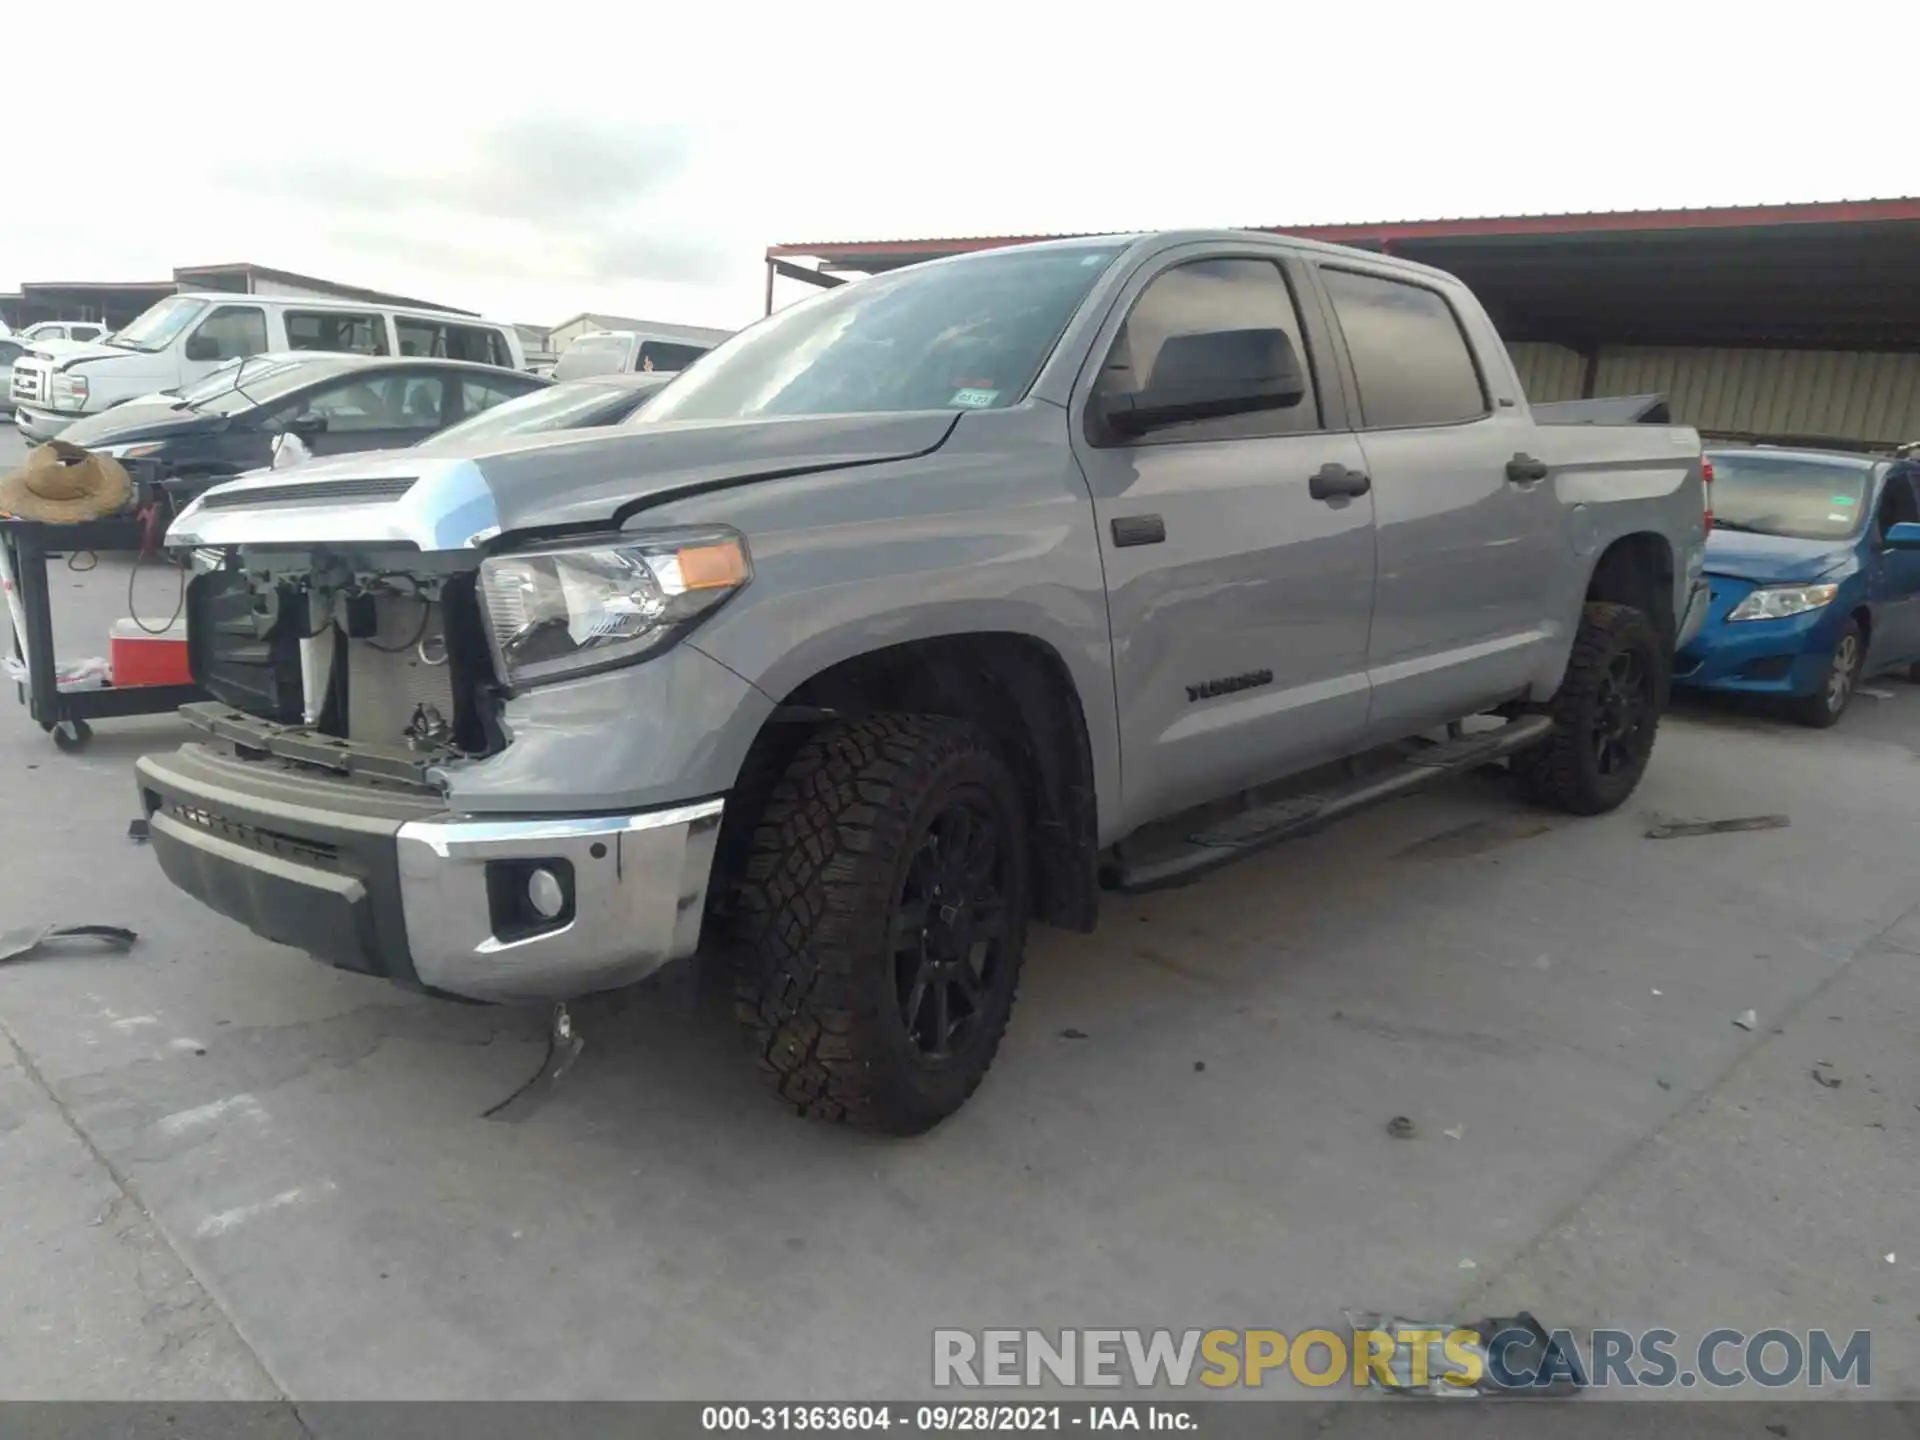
[1507,342,1585,403]
[1504,342,1920,446]
[1593,347,1920,446]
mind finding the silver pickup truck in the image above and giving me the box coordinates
[139,231,1710,1133]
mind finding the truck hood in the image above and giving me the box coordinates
[170,410,961,552]
[1703,527,1856,583]
[25,338,119,367]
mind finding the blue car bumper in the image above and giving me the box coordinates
[1674,576,1848,697]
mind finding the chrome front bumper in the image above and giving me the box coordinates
[396,802,724,1002]
[136,745,723,1003]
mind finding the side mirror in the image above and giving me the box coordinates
[183,334,222,363]
[285,412,329,438]
[1099,327,1307,438]
[1885,521,1920,550]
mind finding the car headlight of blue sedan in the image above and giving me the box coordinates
[1726,583,1840,622]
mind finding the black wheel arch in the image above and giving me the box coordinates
[713,633,1100,937]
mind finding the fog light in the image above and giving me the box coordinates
[526,867,566,920]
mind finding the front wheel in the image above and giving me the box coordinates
[732,714,1030,1135]
[1788,619,1863,729]
[1515,602,1664,816]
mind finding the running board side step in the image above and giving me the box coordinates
[1106,715,1554,894]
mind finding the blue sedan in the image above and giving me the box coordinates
[1675,447,1920,726]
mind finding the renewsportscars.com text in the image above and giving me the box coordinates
[933,1327,1872,1391]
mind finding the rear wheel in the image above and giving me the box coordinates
[1789,620,1863,728]
[1515,602,1663,815]
[732,714,1029,1134]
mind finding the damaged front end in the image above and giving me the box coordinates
[133,459,747,1003]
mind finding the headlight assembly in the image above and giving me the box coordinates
[1725,583,1839,622]
[477,527,751,688]
[94,441,166,460]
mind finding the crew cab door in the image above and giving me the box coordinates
[1069,247,1376,831]
[1866,465,1920,663]
[1308,262,1564,741]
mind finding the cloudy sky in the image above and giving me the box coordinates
[5,1,1907,332]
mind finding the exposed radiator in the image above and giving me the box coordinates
[345,593,455,747]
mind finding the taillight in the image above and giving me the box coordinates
[1700,456,1715,531]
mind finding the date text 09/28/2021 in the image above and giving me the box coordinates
[702,1406,1191,1432]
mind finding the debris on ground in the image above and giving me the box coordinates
[1192,1061,1206,1072]
[1885,1253,1897,1265]
[1812,1062,1842,1089]
[1646,814,1791,840]
[482,1002,584,1123]
[1386,1115,1417,1140]
[1858,686,1895,701]
[1457,1258,1476,1270]
[1442,1125,1465,1140]
[127,818,149,843]
[0,923,137,966]
[1059,1027,1089,1040]
[1347,1311,1586,1397]
[1657,1077,1673,1090]
[1734,1009,1758,1031]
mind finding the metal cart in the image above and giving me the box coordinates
[1,513,204,751]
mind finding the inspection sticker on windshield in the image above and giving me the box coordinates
[950,388,1000,409]
[1831,495,1857,505]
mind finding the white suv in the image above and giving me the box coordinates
[11,293,526,442]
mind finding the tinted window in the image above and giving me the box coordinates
[284,372,448,433]
[643,242,1124,423]
[1707,452,1871,541]
[191,305,269,361]
[1321,268,1486,428]
[1875,470,1919,537]
[286,310,389,356]
[395,317,510,366]
[1095,257,1320,440]
[459,375,533,418]
[637,341,707,373]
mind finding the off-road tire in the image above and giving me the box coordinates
[1788,619,1864,729]
[732,714,1030,1134]
[1514,601,1663,816]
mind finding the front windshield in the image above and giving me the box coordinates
[640,242,1126,423]
[1708,453,1873,542]
[426,382,626,446]
[109,296,209,353]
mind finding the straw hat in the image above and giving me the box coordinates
[0,440,133,523]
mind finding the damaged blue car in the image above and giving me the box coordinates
[1675,447,1920,726]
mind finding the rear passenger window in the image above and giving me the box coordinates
[396,318,510,366]
[460,376,529,417]
[1096,258,1321,441]
[286,310,389,356]
[1320,269,1486,429]
[637,341,707,373]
